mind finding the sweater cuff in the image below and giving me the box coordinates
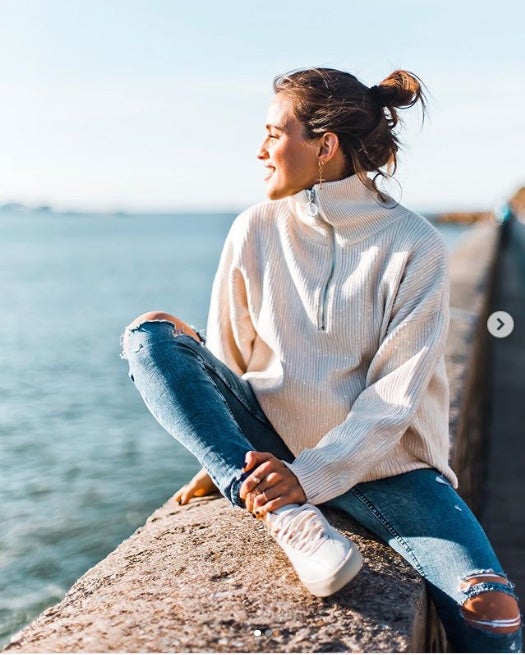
[282,458,345,506]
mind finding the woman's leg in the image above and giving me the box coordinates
[121,312,294,508]
[325,469,522,653]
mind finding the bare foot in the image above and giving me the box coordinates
[174,468,219,505]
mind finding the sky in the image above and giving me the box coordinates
[0,0,523,214]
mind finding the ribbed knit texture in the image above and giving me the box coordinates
[206,175,458,505]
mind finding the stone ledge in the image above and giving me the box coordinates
[5,498,431,653]
[4,223,499,653]
[446,223,499,512]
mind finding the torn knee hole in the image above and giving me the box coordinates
[132,313,200,341]
[458,572,511,592]
[459,573,521,634]
[120,314,202,359]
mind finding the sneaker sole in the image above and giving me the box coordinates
[301,545,363,597]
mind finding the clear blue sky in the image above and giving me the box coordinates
[0,0,523,212]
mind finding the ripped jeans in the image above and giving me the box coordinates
[123,319,522,653]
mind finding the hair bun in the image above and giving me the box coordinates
[373,70,426,110]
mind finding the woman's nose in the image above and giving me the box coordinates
[257,139,269,160]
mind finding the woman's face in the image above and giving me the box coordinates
[257,93,320,200]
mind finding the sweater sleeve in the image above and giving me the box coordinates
[205,217,256,375]
[286,236,450,505]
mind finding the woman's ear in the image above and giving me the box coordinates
[318,132,340,160]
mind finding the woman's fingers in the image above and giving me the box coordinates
[241,451,273,485]
[240,453,284,500]
[252,479,303,513]
[239,452,306,516]
[244,490,258,514]
[242,450,272,472]
[254,494,290,515]
[246,484,292,515]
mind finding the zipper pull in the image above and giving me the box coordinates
[305,189,319,217]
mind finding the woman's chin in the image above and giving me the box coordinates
[265,184,292,201]
[264,178,312,200]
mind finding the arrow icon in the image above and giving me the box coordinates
[488,311,514,338]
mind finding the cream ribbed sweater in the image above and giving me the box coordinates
[206,175,458,505]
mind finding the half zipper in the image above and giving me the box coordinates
[318,222,336,331]
[305,188,336,331]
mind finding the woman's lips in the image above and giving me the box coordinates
[264,166,275,181]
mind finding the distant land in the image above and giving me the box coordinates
[436,186,525,224]
[0,201,102,216]
[0,202,484,222]
[0,202,236,219]
[1,186,523,222]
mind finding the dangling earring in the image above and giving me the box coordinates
[318,159,325,187]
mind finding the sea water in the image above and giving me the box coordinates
[0,211,470,645]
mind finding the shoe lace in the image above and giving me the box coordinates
[265,506,328,554]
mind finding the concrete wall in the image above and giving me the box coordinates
[447,224,499,513]
[4,223,499,654]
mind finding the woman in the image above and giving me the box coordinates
[122,67,522,652]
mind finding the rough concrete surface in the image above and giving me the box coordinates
[446,224,498,510]
[5,497,426,653]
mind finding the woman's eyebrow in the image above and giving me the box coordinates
[266,123,286,132]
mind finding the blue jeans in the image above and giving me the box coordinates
[123,320,522,653]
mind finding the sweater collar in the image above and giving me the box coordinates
[287,174,403,242]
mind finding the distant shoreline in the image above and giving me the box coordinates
[0,204,239,219]
[435,211,492,224]
[0,203,492,224]
[2,182,524,223]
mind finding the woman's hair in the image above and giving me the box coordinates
[273,67,427,197]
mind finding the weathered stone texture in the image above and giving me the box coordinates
[6,498,427,653]
[447,224,498,511]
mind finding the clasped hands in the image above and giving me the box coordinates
[174,450,306,517]
[240,451,306,516]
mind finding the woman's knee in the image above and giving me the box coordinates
[121,311,201,359]
[459,571,522,636]
[127,311,200,340]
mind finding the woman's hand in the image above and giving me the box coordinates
[174,468,219,505]
[239,451,306,517]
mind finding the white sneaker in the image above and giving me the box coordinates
[263,503,363,597]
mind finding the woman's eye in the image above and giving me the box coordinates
[267,133,278,140]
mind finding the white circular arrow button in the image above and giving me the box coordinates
[487,311,514,338]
